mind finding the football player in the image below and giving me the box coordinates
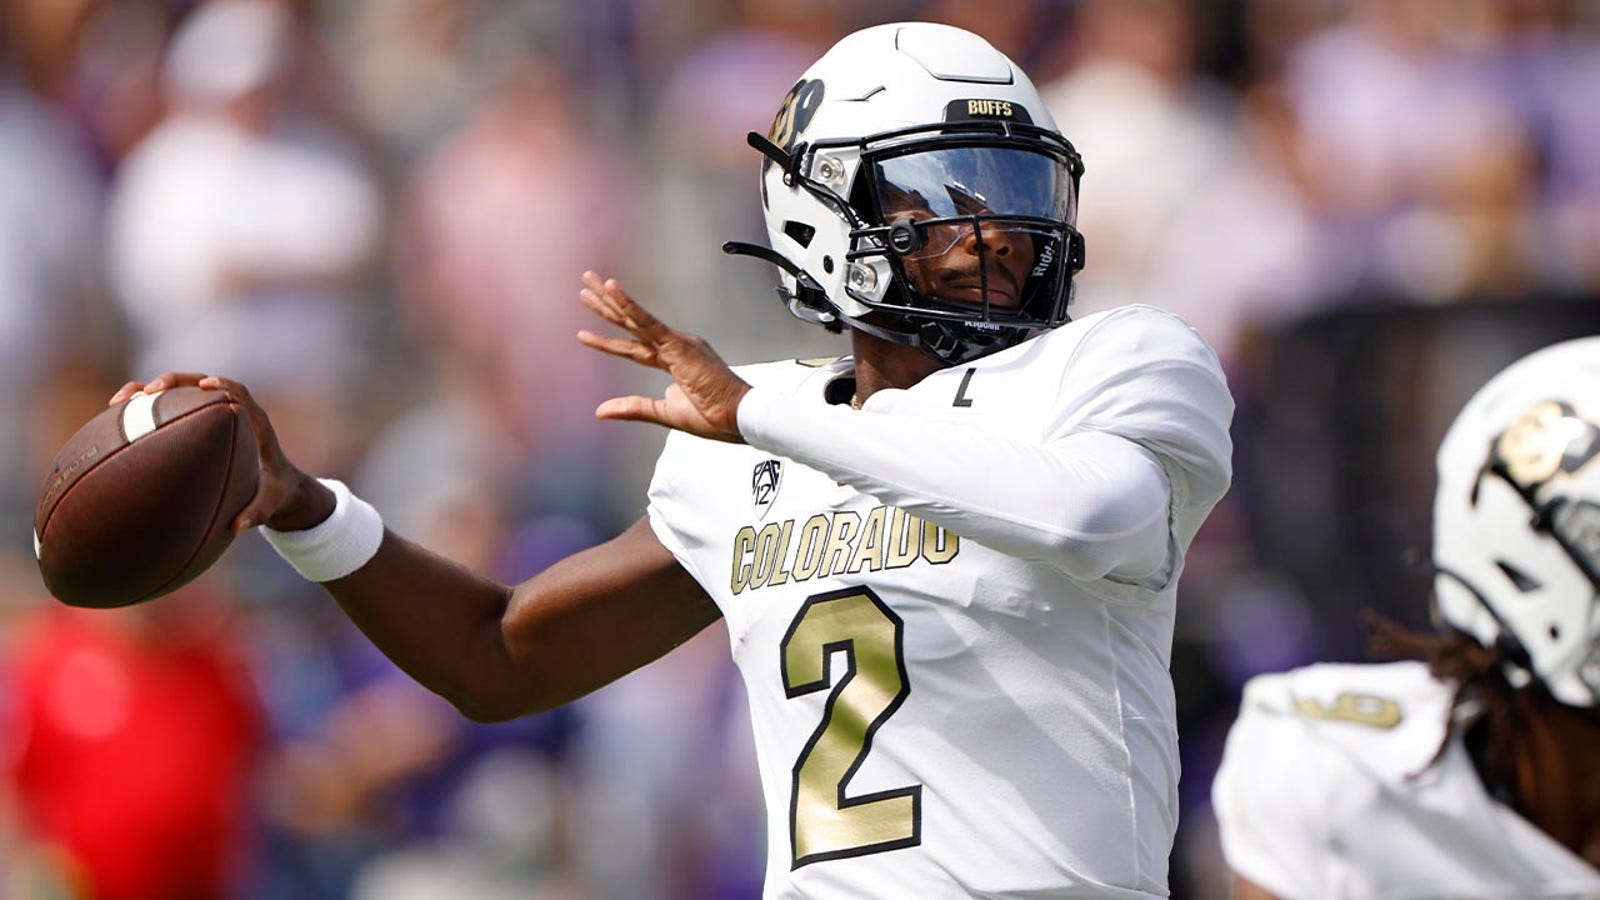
[117,23,1232,897]
[1212,337,1600,899]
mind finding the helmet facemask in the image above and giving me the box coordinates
[833,127,1085,364]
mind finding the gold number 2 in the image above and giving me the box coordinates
[780,587,921,868]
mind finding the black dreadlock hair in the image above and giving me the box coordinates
[1361,610,1530,809]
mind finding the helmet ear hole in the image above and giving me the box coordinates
[1495,560,1543,593]
[784,221,816,248]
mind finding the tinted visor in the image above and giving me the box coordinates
[872,146,1076,239]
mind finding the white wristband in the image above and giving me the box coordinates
[260,478,384,582]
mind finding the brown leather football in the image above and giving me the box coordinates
[34,387,259,608]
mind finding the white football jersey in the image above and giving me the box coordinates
[650,306,1231,897]
[1213,661,1600,900]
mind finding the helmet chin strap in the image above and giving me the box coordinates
[875,313,1036,367]
[913,320,1026,366]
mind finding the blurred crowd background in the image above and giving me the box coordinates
[1,0,1598,897]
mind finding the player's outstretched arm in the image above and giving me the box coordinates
[324,514,717,721]
[108,374,722,723]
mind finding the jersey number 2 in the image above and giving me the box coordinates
[780,586,921,868]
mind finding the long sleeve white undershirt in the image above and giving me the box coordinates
[737,388,1173,584]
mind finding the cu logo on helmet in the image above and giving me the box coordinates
[1494,400,1600,491]
[765,79,826,172]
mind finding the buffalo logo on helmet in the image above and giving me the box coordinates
[764,79,825,173]
[1485,399,1600,583]
[1490,400,1600,495]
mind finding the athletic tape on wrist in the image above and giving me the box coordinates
[260,478,384,582]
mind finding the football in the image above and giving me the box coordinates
[34,387,260,608]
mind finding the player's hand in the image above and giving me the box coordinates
[577,270,752,443]
[108,373,333,533]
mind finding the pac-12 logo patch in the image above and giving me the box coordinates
[752,459,784,519]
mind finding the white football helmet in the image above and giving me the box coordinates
[724,23,1086,365]
[1433,337,1600,707]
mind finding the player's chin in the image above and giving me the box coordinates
[938,285,1022,309]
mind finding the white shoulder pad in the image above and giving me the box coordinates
[1240,660,1454,784]
[1215,661,1457,898]
[1046,306,1234,516]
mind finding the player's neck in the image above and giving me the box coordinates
[848,330,947,405]
[1506,689,1600,866]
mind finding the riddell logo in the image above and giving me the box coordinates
[1031,242,1055,278]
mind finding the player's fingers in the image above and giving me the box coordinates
[142,371,213,393]
[577,330,662,367]
[581,272,682,352]
[580,285,678,357]
[580,269,609,296]
[112,371,217,403]
[197,375,286,463]
[195,374,256,413]
[602,279,673,343]
[581,271,637,324]
[579,285,631,331]
[197,374,256,406]
[594,395,668,425]
[108,381,146,405]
